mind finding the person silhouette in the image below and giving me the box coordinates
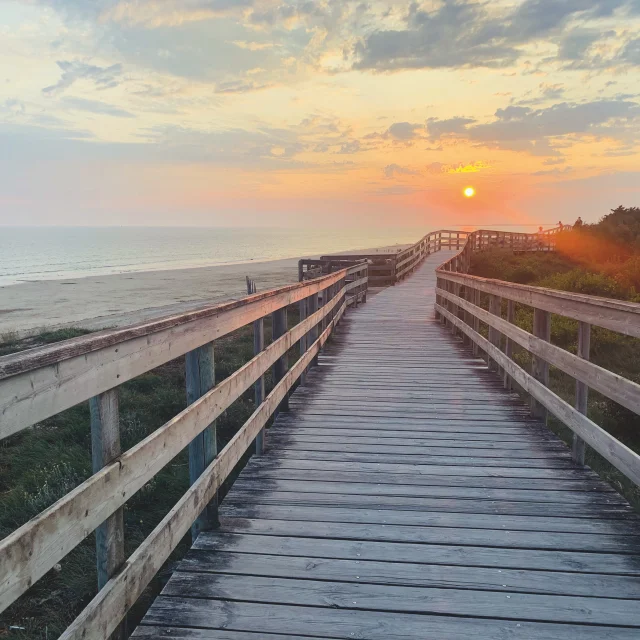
[574,217,583,228]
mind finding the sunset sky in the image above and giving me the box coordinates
[1,0,639,228]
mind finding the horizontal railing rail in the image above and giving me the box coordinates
[307,229,471,287]
[435,230,640,488]
[0,261,368,639]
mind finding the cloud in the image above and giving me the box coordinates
[62,97,136,118]
[215,79,275,93]
[352,0,640,72]
[43,61,124,95]
[445,161,492,173]
[353,1,519,71]
[386,122,423,141]
[533,166,574,176]
[426,117,476,141]
[427,99,640,155]
[516,83,566,106]
[557,28,602,61]
[383,163,419,178]
[425,160,491,174]
[99,0,254,28]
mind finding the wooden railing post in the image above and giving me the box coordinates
[472,288,480,356]
[90,390,125,584]
[462,286,471,346]
[451,278,459,337]
[299,295,308,378]
[531,308,551,422]
[246,277,265,453]
[90,389,126,640]
[272,307,289,413]
[573,321,591,464]
[185,342,218,538]
[504,300,515,390]
[488,295,502,372]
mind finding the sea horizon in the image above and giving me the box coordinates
[0,225,430,287]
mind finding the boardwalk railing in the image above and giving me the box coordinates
[301,226,568,287]
[470,225,571,253]
[0,261,368,640]
[298,230,470,287]
[435,230,640,488]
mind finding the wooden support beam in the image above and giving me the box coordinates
[573,321,591,465]
[89,390,125,640]
[488,295,502,373]
[472,288,480,357]
[246,278,265,455]
[272,307,289,415]
[299,297,308,386]
[504,300,515,390]
[531,308,551,422]
[185,342,218,538]
[90,391,124,587]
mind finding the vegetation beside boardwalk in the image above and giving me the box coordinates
[469,206,640,510]
[0,315,299,639]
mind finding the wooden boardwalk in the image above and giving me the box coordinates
[135,251,640,639]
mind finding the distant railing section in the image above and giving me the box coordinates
[0,261,368,640]
[435,229,640,489]
[471,225,571,253]
[300,230,471,287]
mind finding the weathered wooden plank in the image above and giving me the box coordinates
[234,474,621,504]
[141,597,640,639]
[266,432,568,450]
[273,450,578,468]
[241,462,613,492]
[269,440,571,459]
[246,456,600,480]
[194,531,640,575]
[224,488,631,518]
[161,572,640,626]
[179,549,640,599]
[219,505,640,537]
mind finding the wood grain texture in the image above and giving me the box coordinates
[134,250,640,640]
[0,286,345,615]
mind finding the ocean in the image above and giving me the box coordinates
[0,226,429,287]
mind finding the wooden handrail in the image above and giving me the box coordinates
[0,261,367,633]
[435,230,640,486]
[0,263,366,438]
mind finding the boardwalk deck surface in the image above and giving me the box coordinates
[135,251,640,639]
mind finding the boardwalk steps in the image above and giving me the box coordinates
[134,252,640,639]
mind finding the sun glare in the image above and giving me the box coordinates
[464,187,476,198]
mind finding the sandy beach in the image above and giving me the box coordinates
[0,243,412,337]
[0,258,302,337]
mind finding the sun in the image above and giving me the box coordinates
[464,186,476,198]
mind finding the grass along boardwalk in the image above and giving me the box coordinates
[134,251,640,639]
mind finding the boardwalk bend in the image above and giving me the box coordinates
[1,228,640,639]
